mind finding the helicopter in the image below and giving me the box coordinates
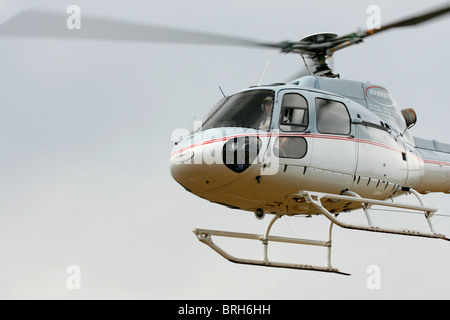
[169,4,450,275]
[2,4,450,275]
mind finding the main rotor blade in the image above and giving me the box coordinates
[370,2,450,35]
[0,9,279,49]
[329,3,450,54]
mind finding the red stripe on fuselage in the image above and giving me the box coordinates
[171,132,429,164]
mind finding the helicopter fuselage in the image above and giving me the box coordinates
[170,76,450,216]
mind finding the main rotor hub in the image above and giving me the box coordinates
[279,32,340,78]
[299,32,338,44]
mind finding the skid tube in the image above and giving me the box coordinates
[193,214,351,276]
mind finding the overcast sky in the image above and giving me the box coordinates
[0,0,449,299]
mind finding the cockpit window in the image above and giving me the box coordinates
[201,90,275,131]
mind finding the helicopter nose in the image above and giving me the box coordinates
[170,133,262,194]
[170,155,218,194]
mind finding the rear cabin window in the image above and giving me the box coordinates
[316,98,350,135]
[279,93,308,132]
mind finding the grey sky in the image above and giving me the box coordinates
[0,0,449,299]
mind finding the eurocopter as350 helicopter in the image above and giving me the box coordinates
[169,4,450,275]
[2,4,449,275]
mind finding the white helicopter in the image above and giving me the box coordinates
[169,4,450,275]
[2,4,449,275]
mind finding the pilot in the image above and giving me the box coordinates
[259,96,273,130]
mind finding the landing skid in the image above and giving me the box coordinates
[193,189,449,275]
[193,220,350,276]
[301,189,450,241]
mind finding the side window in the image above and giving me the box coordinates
[316,98,350,135]
[279,93,308,132]
[274,137,307,159]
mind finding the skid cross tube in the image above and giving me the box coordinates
[406,187,436,233]
[193,221,350,275]
[342,190,374,227]
[262,215,280,264]
[299,191,450,241]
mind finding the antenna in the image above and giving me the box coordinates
[258,59,270,86]
[219,86,226,98]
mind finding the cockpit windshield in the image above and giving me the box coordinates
[201,89,275,131]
